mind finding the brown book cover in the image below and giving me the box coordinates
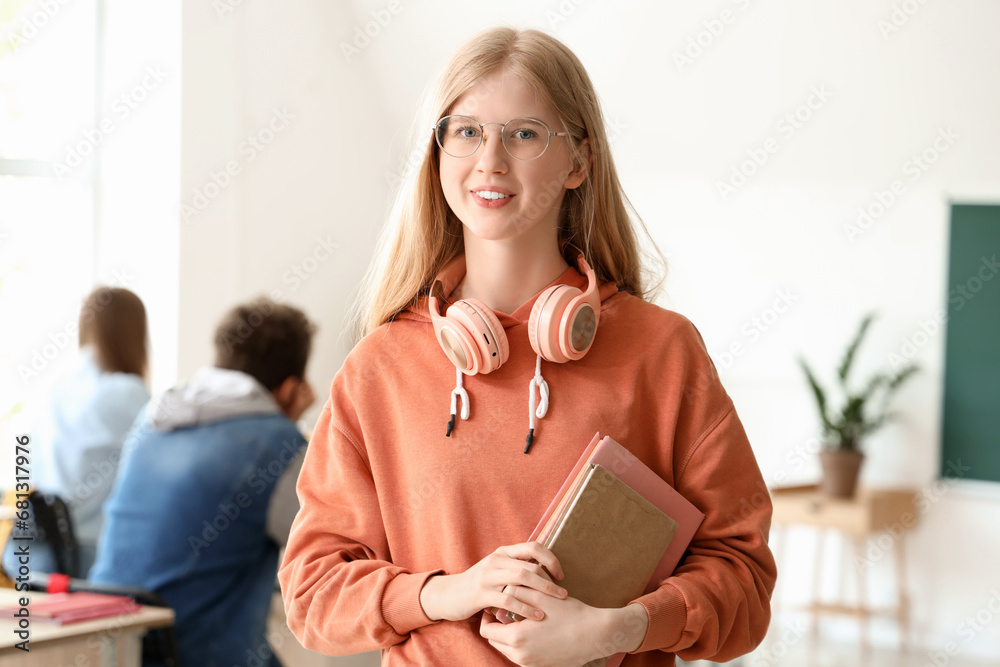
[493,434,702,666]
[544,464,679,610]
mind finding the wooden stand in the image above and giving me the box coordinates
[770,484,917,653]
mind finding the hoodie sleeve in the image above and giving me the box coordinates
[629,317,777,662]
[277,388,442,655]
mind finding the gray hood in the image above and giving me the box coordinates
[148,367,280,432]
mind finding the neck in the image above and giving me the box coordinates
[456,233,570,315]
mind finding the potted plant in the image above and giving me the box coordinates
[798,313,919,498]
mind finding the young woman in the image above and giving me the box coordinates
[33,286,150,576]
[280,27,775,666]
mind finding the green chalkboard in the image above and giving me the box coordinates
[940,204,1000,483]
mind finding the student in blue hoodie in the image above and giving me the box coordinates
[90,297,316,667]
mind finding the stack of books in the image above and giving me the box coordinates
[498,433,705,666]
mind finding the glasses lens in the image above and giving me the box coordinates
[436,116,482,158]
[503,119,550,160]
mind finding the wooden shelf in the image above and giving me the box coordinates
[769,484,918,652]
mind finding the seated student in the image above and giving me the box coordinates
[31,286,150,577]
[91,297,316,667]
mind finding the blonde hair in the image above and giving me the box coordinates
[352,26,664,341]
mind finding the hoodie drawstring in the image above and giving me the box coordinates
[524,354,549,454]
[446,367,470,437]
[443,354,550,453]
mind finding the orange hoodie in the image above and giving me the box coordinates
[279,264,776,665]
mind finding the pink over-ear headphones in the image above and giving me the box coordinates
[428,245,601,374]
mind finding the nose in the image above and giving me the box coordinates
[475,125,508,174]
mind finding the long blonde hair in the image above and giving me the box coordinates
[353,26,664,341]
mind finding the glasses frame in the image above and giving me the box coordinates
[432,115,570,161]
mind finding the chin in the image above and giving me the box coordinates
[462,223,520,243]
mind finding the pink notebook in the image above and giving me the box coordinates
[5,592,142,625]
[534,433,705,593]
[497,433,705,666]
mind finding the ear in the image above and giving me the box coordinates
[272,377,299,415]
[563,137,591,190]
[273,376,316,422]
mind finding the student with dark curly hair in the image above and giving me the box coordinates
[92,297,316,667]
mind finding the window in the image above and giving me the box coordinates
[1,0,100,433]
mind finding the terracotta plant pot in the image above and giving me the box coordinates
[818,449,865,498]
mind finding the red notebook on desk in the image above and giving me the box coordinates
[4,592,141,625]
[496,433,705,667]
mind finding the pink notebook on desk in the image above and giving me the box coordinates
[5,592,141,625]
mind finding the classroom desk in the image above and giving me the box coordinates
[0,588,174,667]
[769,484,917,652]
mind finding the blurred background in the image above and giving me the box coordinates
[1,1,998,665]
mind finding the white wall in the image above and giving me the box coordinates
[98,0,181,394]
[174,0,1000,662]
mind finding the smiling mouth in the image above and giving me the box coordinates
[473,190,513,200]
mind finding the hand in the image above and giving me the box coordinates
[419,542,567,623]
[479,590,649,667]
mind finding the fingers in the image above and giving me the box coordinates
[479,610,508,642]
[496,542,565,582]
[493,586,547,621]
[480,613,520,663]
[498,563,567,603]
[513,585,570,610]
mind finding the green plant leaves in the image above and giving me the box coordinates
[800,313,919,450]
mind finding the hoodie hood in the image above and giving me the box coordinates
[148,367,280,432]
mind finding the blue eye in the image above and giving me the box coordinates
[505,120,546,145]
[454,125,481,142]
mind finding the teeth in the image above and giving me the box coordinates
[474,190,511,200]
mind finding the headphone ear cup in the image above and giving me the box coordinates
[459,298,509,373]
[527,287,554,356]
[561,298,599,359]
[528,284,580,363]
[431,305,480,374]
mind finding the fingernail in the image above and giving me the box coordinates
[557,587,567,597]
[533,610,544,619]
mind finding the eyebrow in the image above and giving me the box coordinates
[450,113,551,122]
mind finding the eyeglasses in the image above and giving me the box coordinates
[432,115,569,161]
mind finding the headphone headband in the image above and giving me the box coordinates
[561,244,594,283]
